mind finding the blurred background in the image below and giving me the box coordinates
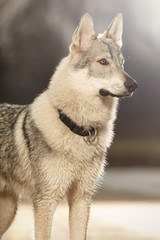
[0,0,160,239]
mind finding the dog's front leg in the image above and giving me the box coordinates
[68,191,91,240]
[33,199,57,240]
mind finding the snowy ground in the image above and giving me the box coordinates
[3,168,160,240]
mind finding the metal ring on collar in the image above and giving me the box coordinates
[83,127,97,143]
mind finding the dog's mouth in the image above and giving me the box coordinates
[99,89,131,98]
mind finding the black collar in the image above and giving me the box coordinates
[58,109,96,137]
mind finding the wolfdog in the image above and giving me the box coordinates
[0,13,137,240]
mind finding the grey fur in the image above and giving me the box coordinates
[0,104,52,195]
[0,104,25,182]
[73,38,123,79]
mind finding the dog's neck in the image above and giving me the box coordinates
[48,57,119,129]
[58,109,98,143]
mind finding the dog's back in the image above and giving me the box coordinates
[0,104,24,135]
[0,104,25,187]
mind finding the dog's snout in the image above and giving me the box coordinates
[124,76,138,93]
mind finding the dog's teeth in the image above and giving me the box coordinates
[99,89,110,97]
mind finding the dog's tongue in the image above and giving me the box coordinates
[99,89,110,97]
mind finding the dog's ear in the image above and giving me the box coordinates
[70,13,95,52]
[102,14,123,48]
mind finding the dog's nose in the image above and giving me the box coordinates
[124,75,138,93]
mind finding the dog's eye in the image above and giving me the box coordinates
[97,58,109,66]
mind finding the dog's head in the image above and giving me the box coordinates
[69,13,138,98]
